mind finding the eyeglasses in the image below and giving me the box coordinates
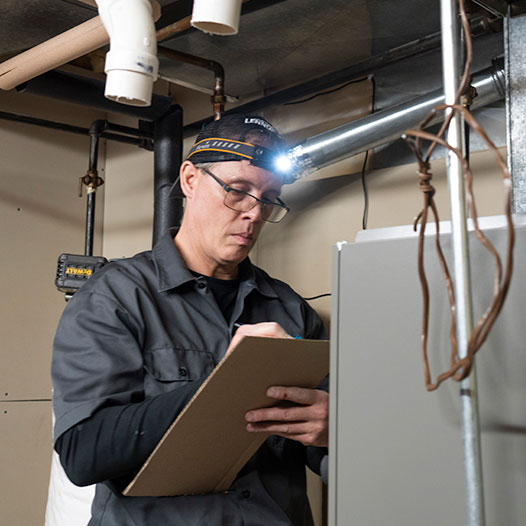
[199,166,290,223]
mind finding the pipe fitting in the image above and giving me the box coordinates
[95,0,159,107]
[191,0,242,35]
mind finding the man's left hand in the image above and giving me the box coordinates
[245,386,328,447]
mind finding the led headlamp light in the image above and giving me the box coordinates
[185,137,297,183]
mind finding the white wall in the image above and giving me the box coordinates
[0,89,105,525]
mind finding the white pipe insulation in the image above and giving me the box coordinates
[95,0,159,106]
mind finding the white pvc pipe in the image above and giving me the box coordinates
[96,0,159,106]
[191,0,242,35]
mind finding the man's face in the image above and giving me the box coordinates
[188,160,283,271]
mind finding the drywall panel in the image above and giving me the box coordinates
[0,90,104,400]
[0,401,53,526]
[101,137,155,259]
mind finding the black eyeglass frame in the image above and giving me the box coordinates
[199,166,290,223]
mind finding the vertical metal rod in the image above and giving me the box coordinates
[440,1,485,525]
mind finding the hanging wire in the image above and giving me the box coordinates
[360,150,370,229]
[361,75,376,230]
[283,77,369,106]
[403,0,515,391]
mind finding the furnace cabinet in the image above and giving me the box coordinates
[329,215,526,526]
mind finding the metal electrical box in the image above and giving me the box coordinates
[329,215,526,526]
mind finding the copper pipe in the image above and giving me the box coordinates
[158,46,226,119]
[156,16,192,43]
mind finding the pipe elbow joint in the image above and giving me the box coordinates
[96,0,159,107]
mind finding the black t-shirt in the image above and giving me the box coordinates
[190,270,240,324]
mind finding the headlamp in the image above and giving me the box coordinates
[273,154,293,174]
[185,137,297,183]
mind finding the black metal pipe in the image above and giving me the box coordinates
[16,70,172,121]
[89,120,106,170]
[105,121,154,139]
[85,191,96,256]
[153,105,184,246]
[182,15,495,137]
[0,110,145,145]
[84,120,107,256]
[0,109,91,136]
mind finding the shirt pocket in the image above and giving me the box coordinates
[143,347,215,395]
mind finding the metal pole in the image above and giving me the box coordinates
[440,2,485,525]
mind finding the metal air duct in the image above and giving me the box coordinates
[289,59,505,177]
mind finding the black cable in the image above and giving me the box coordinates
[303,293,331,301]
[361,75,376,230]
[283,77,369,106]
[361,150,370,230]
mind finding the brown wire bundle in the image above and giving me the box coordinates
[403,0,515,391]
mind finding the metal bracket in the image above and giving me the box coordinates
[78,170,104,197]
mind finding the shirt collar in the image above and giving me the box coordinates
[238,257,278,299]
[153,228,195,292]
[152,228,278,299]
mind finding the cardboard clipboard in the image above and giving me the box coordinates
[123,336,329,497]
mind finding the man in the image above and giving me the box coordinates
[52,114,329,526]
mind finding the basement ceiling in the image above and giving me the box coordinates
[1,0,504,112]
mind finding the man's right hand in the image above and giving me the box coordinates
[227,322,291,354]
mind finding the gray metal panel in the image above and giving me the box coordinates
[505,14,526,213]
[330,215,526,526]
[329,241,348,526]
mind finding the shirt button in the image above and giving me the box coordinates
[179,367,188,377]
[197,282,206,289]
[241,490,251,499]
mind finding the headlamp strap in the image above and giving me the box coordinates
[186,137,259,162]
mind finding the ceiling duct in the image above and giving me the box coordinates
[288,59,505,178]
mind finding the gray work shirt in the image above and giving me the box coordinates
[52,229,327,526]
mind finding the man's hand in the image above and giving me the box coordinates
[244,386,329,447]
[227,322,291,354]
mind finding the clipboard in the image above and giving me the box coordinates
[123,336,329,497]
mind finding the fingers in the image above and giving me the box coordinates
[246,403,312,425]
[235,322,291,340]
[246,418,328,447]
[227,322,291,355]
[246,421,322,445]
[245,388,329,447]
[266,386,320,405]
